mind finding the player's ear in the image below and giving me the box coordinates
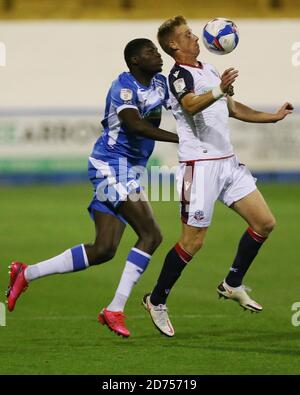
[169,39,178,51]
[131,55,139,66]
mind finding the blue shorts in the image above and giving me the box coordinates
[87,156,145,223]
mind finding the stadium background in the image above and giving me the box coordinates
[0,0,300,375]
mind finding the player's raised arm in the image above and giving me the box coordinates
[118,107,178,143]
[180,67,238,115]
[227,96,294,123]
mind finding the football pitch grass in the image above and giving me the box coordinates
[0,183,300,375]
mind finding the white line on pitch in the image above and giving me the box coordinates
[12,314,225,320]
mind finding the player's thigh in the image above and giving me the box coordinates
[179,223,208,255]
[231,189,276,235]
[177,161,220,228]
[118,190,161,237]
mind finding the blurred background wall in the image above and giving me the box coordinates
[0,0,299,183]
[1,0,300,19]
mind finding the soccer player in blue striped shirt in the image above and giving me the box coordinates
[7,38,178,338]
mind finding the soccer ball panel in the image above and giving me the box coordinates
[205,19,227,37]
[219,33,237,53]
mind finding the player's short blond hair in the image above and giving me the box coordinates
[157,15,187,56]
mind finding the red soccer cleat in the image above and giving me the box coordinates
[6,262,28,312]
[98,308,130,338]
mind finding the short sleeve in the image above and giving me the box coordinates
[163,88,171,110]
[110,80,139,114]
[169,67,194,103]
[156,74,171,110]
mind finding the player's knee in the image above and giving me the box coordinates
[152,227,163,249]
[263,217,276,235]
[147,228,163,251]
[139,223,162,252]
[254,216,276,237]
[92,243,118,264]
[181,238,204,255]
[191,239,204,253]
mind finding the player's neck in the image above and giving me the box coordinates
[175,55,199,67]
[131,69,154,87]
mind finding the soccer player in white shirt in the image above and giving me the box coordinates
[143,16,294,337]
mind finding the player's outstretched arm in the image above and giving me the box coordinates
[119,108,178,143]
[228,97,294,123]
[181,68,238,115]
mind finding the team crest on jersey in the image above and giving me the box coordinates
[173,78,186,93]
[194,210,204,221]
[120,88,133,101]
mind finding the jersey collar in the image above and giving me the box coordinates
[128,72,154,90]
[175,61,203,69]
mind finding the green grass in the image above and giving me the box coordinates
[0,183,300,374]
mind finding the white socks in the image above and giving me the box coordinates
[107,248,151,312]
[22,245,152,314]
[107,292,128,312]
[24,244,89,282]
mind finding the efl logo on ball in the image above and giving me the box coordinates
[203,18,239,55]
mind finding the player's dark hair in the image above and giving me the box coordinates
[124,38,153,68]
[157,15,187,55]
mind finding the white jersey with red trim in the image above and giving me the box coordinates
[168,62,234,161]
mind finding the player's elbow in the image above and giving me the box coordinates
[228,107,237,118]
[181,97,197,116]
[182,100,204,115]
[182,104,197,116]
[228,100,240,119]
[187,108,198,116]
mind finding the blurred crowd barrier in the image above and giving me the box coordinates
[0,20,299,183]
[0,0,300,19]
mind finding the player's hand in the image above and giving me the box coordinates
[220,68,239,93]
[273,102,294,121]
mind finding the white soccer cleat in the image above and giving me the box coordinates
[217,281,263,313]
[142,293,175,337]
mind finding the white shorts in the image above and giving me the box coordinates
[176,155,257,227]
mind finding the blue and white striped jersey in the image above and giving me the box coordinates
[91,71,169,166]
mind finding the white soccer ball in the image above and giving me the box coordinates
[202,18,239,55]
